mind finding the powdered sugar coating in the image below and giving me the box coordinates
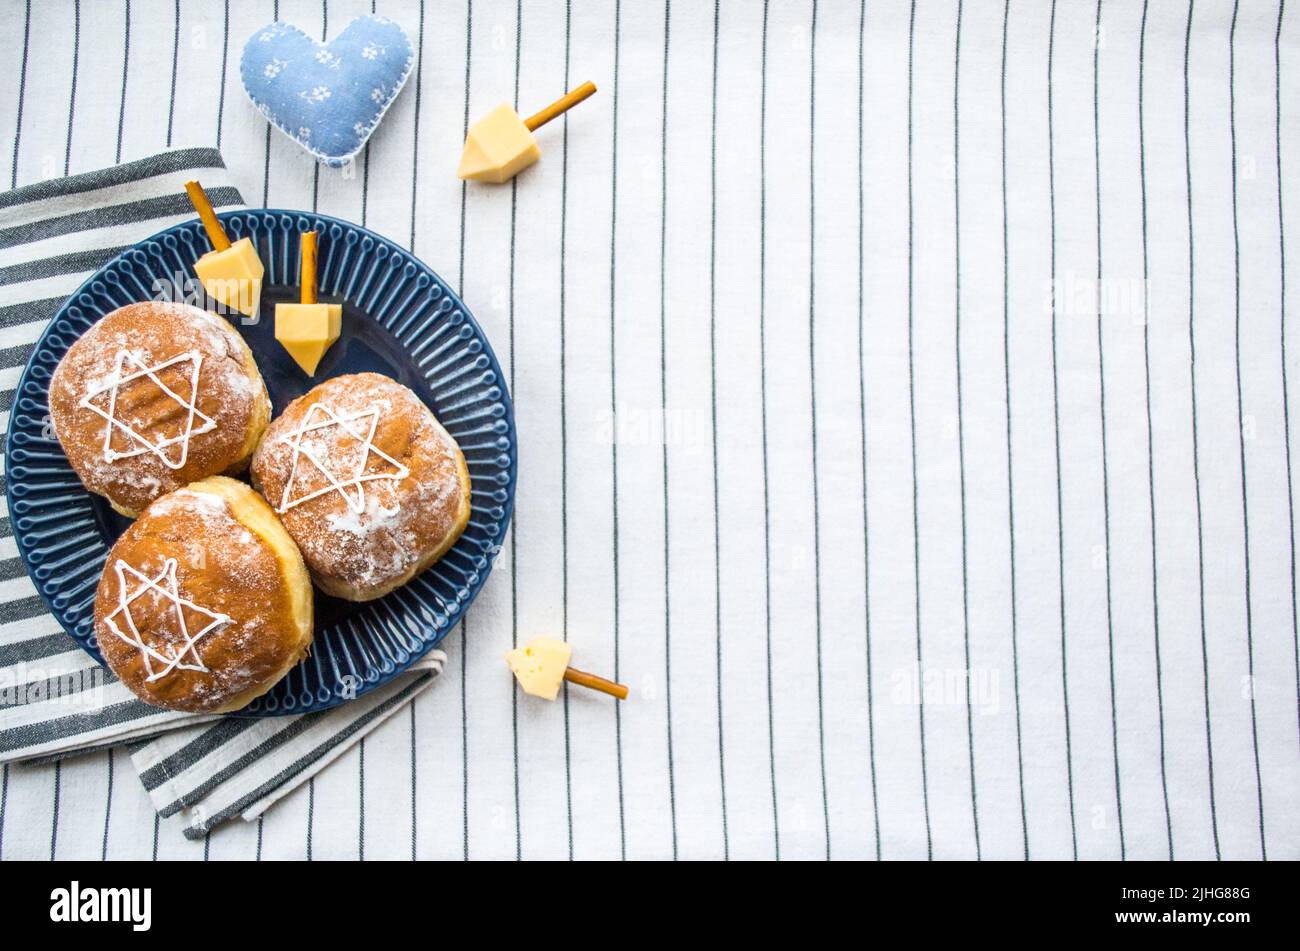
[251,373,471,600]
[49,302,271,515]
[94,483,312,713]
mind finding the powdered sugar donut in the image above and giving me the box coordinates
[49,301,271,517]
[93,477,313,713]
[251,373,471,601]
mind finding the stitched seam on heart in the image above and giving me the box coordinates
[239,20,416,167]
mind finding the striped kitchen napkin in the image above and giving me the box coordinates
[0,147,447,839]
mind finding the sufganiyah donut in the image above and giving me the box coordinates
[49,301,271,517]
[93,477,313,714]
[251,373,471,601]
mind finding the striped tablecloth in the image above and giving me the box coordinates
[2,0,1299,860]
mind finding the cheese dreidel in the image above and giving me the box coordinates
[458,81,598,184]
[505,636,628,702]
[186,180,263,320]
[275,230,341,376]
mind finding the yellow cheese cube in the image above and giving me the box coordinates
[275,302,342,376]
[458,103,541,184]
[505,636,572,700]
[193,237,264,319]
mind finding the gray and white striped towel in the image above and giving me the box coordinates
[0,148,446,839]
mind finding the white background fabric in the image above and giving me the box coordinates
[1,0,1299,860]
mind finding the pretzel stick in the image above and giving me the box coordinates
[300,231,317,305]
[184,180,231,251]
[563,666,628,700]
[524,81,598,132]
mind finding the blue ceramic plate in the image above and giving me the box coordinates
[4,210,515,716]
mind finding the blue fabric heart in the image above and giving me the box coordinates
[240,16,414,167]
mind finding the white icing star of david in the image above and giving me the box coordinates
[102,558,232,683]
[275,402,411,514]
[79,350,217,470]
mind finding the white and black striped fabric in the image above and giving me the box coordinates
[3,0,1300,860]
[0,147,447,844]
